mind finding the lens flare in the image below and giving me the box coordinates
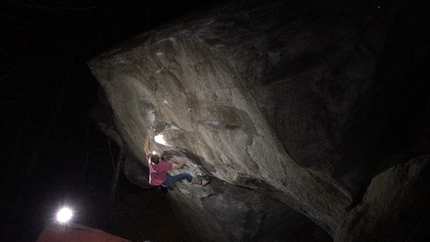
[56,207,73,223]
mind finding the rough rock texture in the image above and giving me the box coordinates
[168,177,331,242]
[88,0,430,241]
[335,155,430,242]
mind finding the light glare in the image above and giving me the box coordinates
[56,207,73,223]
[154,134,167,145]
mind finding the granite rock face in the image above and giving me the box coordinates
[335,155,430,242]
[88,0,430,240]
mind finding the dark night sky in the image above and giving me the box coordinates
[0,1,225,241]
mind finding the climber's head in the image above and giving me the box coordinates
[150,151,162,164]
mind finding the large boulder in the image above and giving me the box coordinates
[88,0,430,240]
[335,155,430,242]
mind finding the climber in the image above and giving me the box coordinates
[144,131,210,187]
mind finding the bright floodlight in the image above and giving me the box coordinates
[154,134,167,145]
[56,207,73,223]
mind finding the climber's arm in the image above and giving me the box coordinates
[172,159,186,169]
[144,131,151,155]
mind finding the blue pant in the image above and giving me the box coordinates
[162,173,195,187]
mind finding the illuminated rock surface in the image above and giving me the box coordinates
[36,225,130,242]
[88,0,430,241]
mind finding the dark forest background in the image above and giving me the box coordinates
[0,1,224,241]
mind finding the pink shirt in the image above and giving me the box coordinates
[147,154,173,186]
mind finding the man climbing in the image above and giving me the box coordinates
[144,131,210,187]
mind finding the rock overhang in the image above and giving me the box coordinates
[88,0,430,240]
